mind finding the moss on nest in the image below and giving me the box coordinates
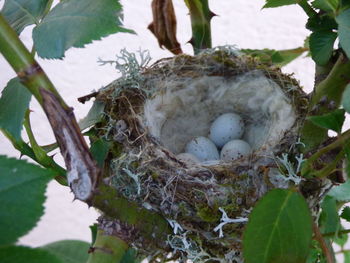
[92,47,313,262]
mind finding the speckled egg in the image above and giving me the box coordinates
[220,139,252,161]
[185,136,220,162]
[209,113,245,148]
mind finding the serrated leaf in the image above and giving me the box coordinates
[32,0,133,59]
[42,240,90,263]
[307,109,345,133]
[243,189,312,263]
[312,0,339,12]
[336,9,350,59]
[0,78,31,141]
[90,138,110,168]
[241,47,306,67]
[319,195,340,234]
[78,101,105,131]
[0,156,55,246]
[341,206,350,221]
[309,31,337,65]
[306,15,338,32]
[328,179,350,201]
[342,83,350,113]
[1,0,49,34]
[0,246,61,263]
[263,0,297,8]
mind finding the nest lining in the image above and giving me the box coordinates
[144,70,296,157]
[95,49,313,262]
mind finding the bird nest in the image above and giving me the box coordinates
[92,47,312,262]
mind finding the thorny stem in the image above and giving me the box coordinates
[298,0,318,17]
[305,129,350,171]
[185,0,213,54]
[301,53,350,152]
[0,15,67,107]
[302,129,350,178]
[336,249,350,254]
[0,14,98,200]
[313,151,345,178]
[324,228,350,238]
[313,223,335,263]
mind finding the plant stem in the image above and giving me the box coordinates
[24,110,67,185]
[301,53,350,152]
[42,0,54,19]
[324,228,350,237]
[336,249,350,254]
[298,0,317,17]
[302,129,350,177]
[185,0,213,54]
[0,15,66,107]
[309,129,350,163]
[0,14,98,200]
[91,184,171,249]
[313,223,335,263]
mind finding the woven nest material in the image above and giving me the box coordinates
[93,47,315,261]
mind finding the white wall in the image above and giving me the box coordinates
[0,0,314,247]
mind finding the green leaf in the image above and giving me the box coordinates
[0,156,55,246]
[0,246,61,263]
[341,206,350,221]
[345,144,350,178]
[319,195,340,234]
[334,227,348,246]
[243,189,312,263]
[241,47,306,67]
[306,242,326,263]
[328,179,350,201]
[79,101,105,131]
[32,0,133,59]
[306,15,338,32]
[312,0,339,12]
[90,138,110,168]
[336,9,350,59]
[345,251,350,263]
[1,0,50,34]
[89,224,98,246]
[341,0,350,10]
[309,31,337,65]
[263,0,297,8]
[0,78,31,141]
[1,129,36,160]
[42,240,90,263]
[307,109,345,133]
[342,83,350,113]
[120,249,138,263]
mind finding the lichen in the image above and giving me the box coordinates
[92,47,312,261]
